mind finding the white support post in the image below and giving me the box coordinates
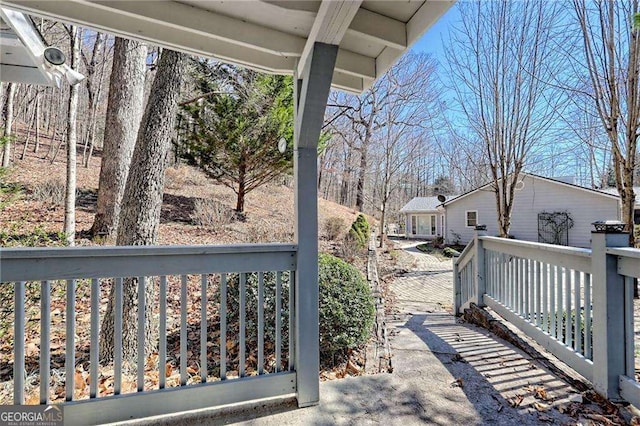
[474,225,487,307]
[591,221,630,400]
[294,42,338,408]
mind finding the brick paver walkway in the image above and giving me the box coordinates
[390,242,454,312]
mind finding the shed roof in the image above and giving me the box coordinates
[598,186,640,206]
[443,173,621,207]
[1,0,454,94]
[400,196,447,213]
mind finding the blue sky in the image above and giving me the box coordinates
[410,5,461,62]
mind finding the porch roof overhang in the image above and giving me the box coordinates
[1,0,454,94]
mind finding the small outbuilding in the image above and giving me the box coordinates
[442,173,621,247]
[399,196,449,239]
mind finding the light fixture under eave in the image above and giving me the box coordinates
[43,46,65,65]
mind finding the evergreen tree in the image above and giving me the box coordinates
[180,63,293,213]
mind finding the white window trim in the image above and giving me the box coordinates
[465,210,478,228]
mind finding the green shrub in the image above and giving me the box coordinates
[318,253,374,364]
[217,254,374,370]
[354,214,370,240]
[348,214,370,249]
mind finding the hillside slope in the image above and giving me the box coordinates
[1,135,364,249]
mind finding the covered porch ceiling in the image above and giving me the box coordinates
[1,0,454,94]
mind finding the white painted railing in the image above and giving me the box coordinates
[453,224,640,405]
[453,239,475,313]
[0,244,298,425]
[481,237,594,381]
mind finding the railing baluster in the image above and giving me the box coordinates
[515,257,520,314]
[159,276,167,389]
[90,278,99,398]
[625,276,635,376]
[501,253,505,302]
[487,252,491,296]
[550,265,556,338]
[289,271,295,371]
[535,261,541,327]
[258,272,264,375]
[529,259,534,322]
[584,273,592,359]
[574,270,581,353]
[239,273,246,377]
[180,275,188,386]
[275,271,282,372]
[524,259,530,320]
[510,256,516,309]
[40,280,50,404]
[137,276,146,392]
[220,274,227,380]
[542,263,548,333]
[14,281,25,405]
[114,277,123,395]
[556,266,563,341]
[565,269,572,348]
[66,279,75,402]
[201,274,208,383]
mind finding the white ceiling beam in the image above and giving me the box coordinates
[331,71,363,95]
[2,0,297,73]
[95,1,305,57]
[263,0,408,51]
[406,0,456,46]
[348,8,406,51]
[4,0,377,90]
[374,46,403,84]
[297,0,362,77]
[335,48,375,79]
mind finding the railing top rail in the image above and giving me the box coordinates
[0,243,298,259]
[0,243,298,282]
[606,247,640,260]
[454,238,475,267]
[479,236,591,259]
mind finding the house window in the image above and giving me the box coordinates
[466,210,478,228]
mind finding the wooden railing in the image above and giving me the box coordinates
[0,244,298,425]
[453,223,640,406]
[453,239,475,314]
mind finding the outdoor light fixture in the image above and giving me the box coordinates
[43,46,65,66]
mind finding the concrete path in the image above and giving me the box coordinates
[130,241,582,425]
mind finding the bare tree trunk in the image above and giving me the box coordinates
[355,145,367,212]
[100,49,187,363]
[573,0,639,244]
[82,33,106,167]
[91,37,146,239]
[21,99,38,159]
[34,94,40,153]
[2,83,16,167]
[64,26,81,246]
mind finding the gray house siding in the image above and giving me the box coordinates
[445,175,620,248]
